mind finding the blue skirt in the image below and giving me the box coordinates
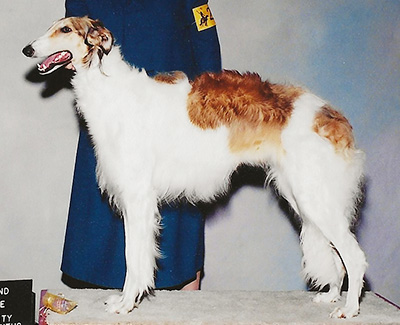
[61,128,205,289]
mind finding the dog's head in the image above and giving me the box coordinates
[22,17,114,74]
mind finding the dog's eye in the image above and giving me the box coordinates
[60,26,72,33]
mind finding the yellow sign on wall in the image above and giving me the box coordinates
[192,4,216,31]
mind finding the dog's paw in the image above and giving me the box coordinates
[330,306,359,319]
[105,293,138,314]
[313,291,341,303]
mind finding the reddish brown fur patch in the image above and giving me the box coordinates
[154,71,187,84]
[187,70,303,152]
[313,105,355,155]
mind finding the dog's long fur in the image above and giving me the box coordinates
[23,17,367,318]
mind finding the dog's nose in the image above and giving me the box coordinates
[22,44,35,57]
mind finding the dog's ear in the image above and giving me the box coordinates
[85,20,114,55]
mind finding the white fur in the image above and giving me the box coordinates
[24,18,367,318]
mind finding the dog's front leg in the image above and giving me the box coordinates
[105,190,160,314]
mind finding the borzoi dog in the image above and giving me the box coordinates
[23,17,367,318]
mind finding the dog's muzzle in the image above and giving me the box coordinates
[22,44,73,75]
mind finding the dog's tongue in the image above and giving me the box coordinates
[37,51,72,75]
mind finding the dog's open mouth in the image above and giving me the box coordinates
[37,50,73,75]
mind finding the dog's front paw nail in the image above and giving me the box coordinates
[330,306,359,319]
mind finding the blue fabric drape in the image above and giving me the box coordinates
[61,0,221,289]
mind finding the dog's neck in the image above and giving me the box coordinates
[71,44,150,119]
[75,45,136,77]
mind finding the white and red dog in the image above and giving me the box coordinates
[23,17,367,318]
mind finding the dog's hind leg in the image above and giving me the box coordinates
[105,189,160,314]
[280,112,366,318]
[290,188,366,318]
[324,231,366,319]
[300,222,345,303]
[283,152,366,318]
[274,174,346,305]
[306,213,366,318]
[273,170,345,303]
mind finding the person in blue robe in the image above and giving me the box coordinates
[61,0,221,290]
